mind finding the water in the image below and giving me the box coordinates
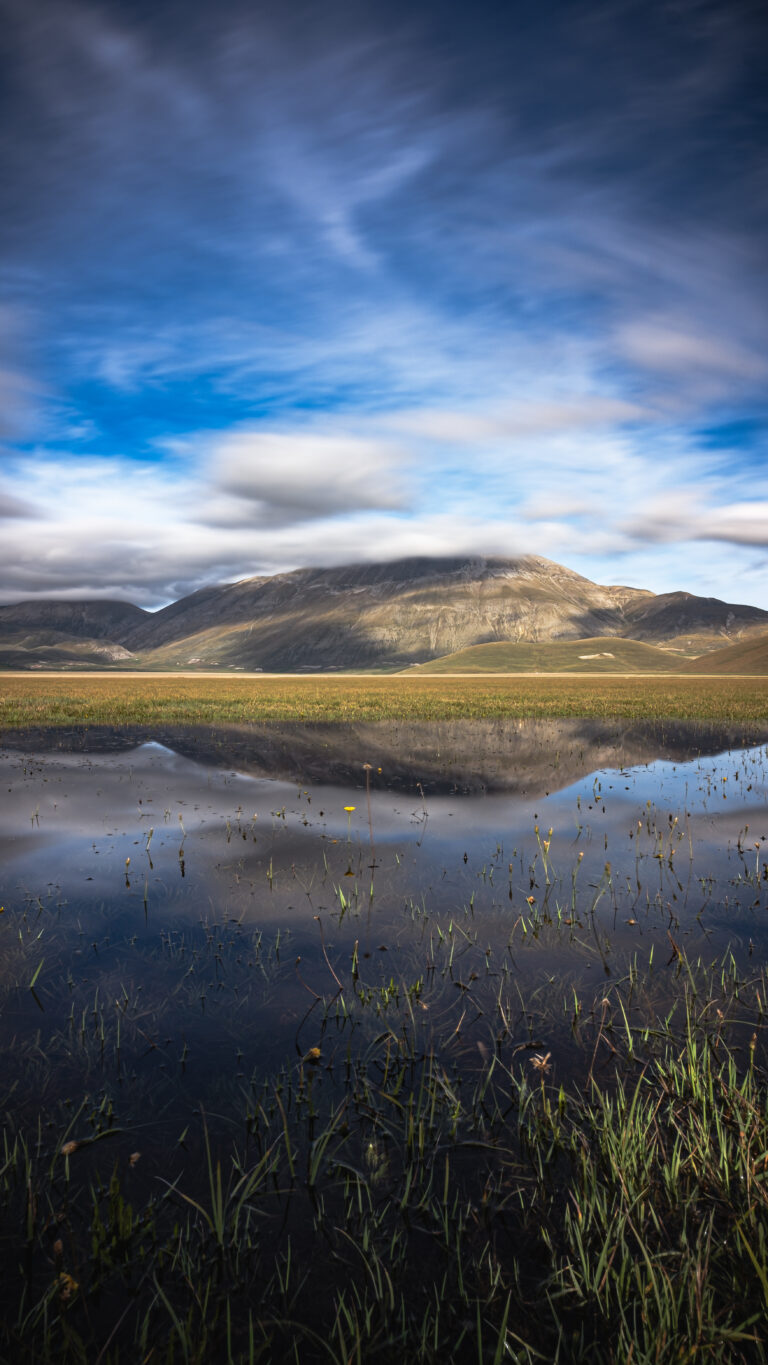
[1,720,767,1127]
[2,719,768,1358]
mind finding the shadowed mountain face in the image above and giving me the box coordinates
[0,600,150,668]
[1,557,767,671]
[618,593,768,654]
[0,600,148,640]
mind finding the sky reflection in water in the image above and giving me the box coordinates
[0,720,766,1128]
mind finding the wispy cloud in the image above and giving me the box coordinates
[0,0,766,607]
[615,315,768,390]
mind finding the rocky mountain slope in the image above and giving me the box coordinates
[1,556,766,671]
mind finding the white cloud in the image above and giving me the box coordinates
[211,429,408,520]
[383,397,649,442]
[616,317,767,385]
[1,406,767,610]
[624,498,768,549]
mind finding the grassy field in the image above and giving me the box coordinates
[411,636,678,674]
[1,670,768,726]
[678,630,768,675]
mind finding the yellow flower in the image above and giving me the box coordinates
[58,1272,79,1300]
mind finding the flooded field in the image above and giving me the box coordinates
[1,719,768,1363]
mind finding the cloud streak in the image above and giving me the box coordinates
[0,0,766,608]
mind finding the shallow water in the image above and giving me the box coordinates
[2,717,768,1364]
[1,719,767,1127]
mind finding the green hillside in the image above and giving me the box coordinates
[407,636,678,674]
[676,632,768,675]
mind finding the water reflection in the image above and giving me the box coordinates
[2,720,767,1360]
[3,715,768,792]
[0,720,766,1122]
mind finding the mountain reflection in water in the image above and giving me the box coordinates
[3,716,768,794]
[0,716,767,1356]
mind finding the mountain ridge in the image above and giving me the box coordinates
[1,555,767,672]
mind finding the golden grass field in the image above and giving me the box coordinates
[1,670,767,725]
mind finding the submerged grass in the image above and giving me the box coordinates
[1,672,768,726]
[1,972,767,1363]
[3,821,768,1364]
[2,730,768,1360]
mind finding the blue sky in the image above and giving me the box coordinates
[1,0,767,607]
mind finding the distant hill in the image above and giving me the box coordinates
[409,637,678,674]
[0,600,148,669]
[616,591,768,659]
[1,557,766,672]
[676,632,768,675]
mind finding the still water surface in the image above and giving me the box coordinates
[2,718,768,1359]
[1,718,767,1135]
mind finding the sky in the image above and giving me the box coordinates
[1,0,767,608]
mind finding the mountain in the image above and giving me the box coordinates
[0,599,148,639]
[121,556,639,670]
[1,556,766,672]
[0,599,149,669]
[616,591,768,657]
